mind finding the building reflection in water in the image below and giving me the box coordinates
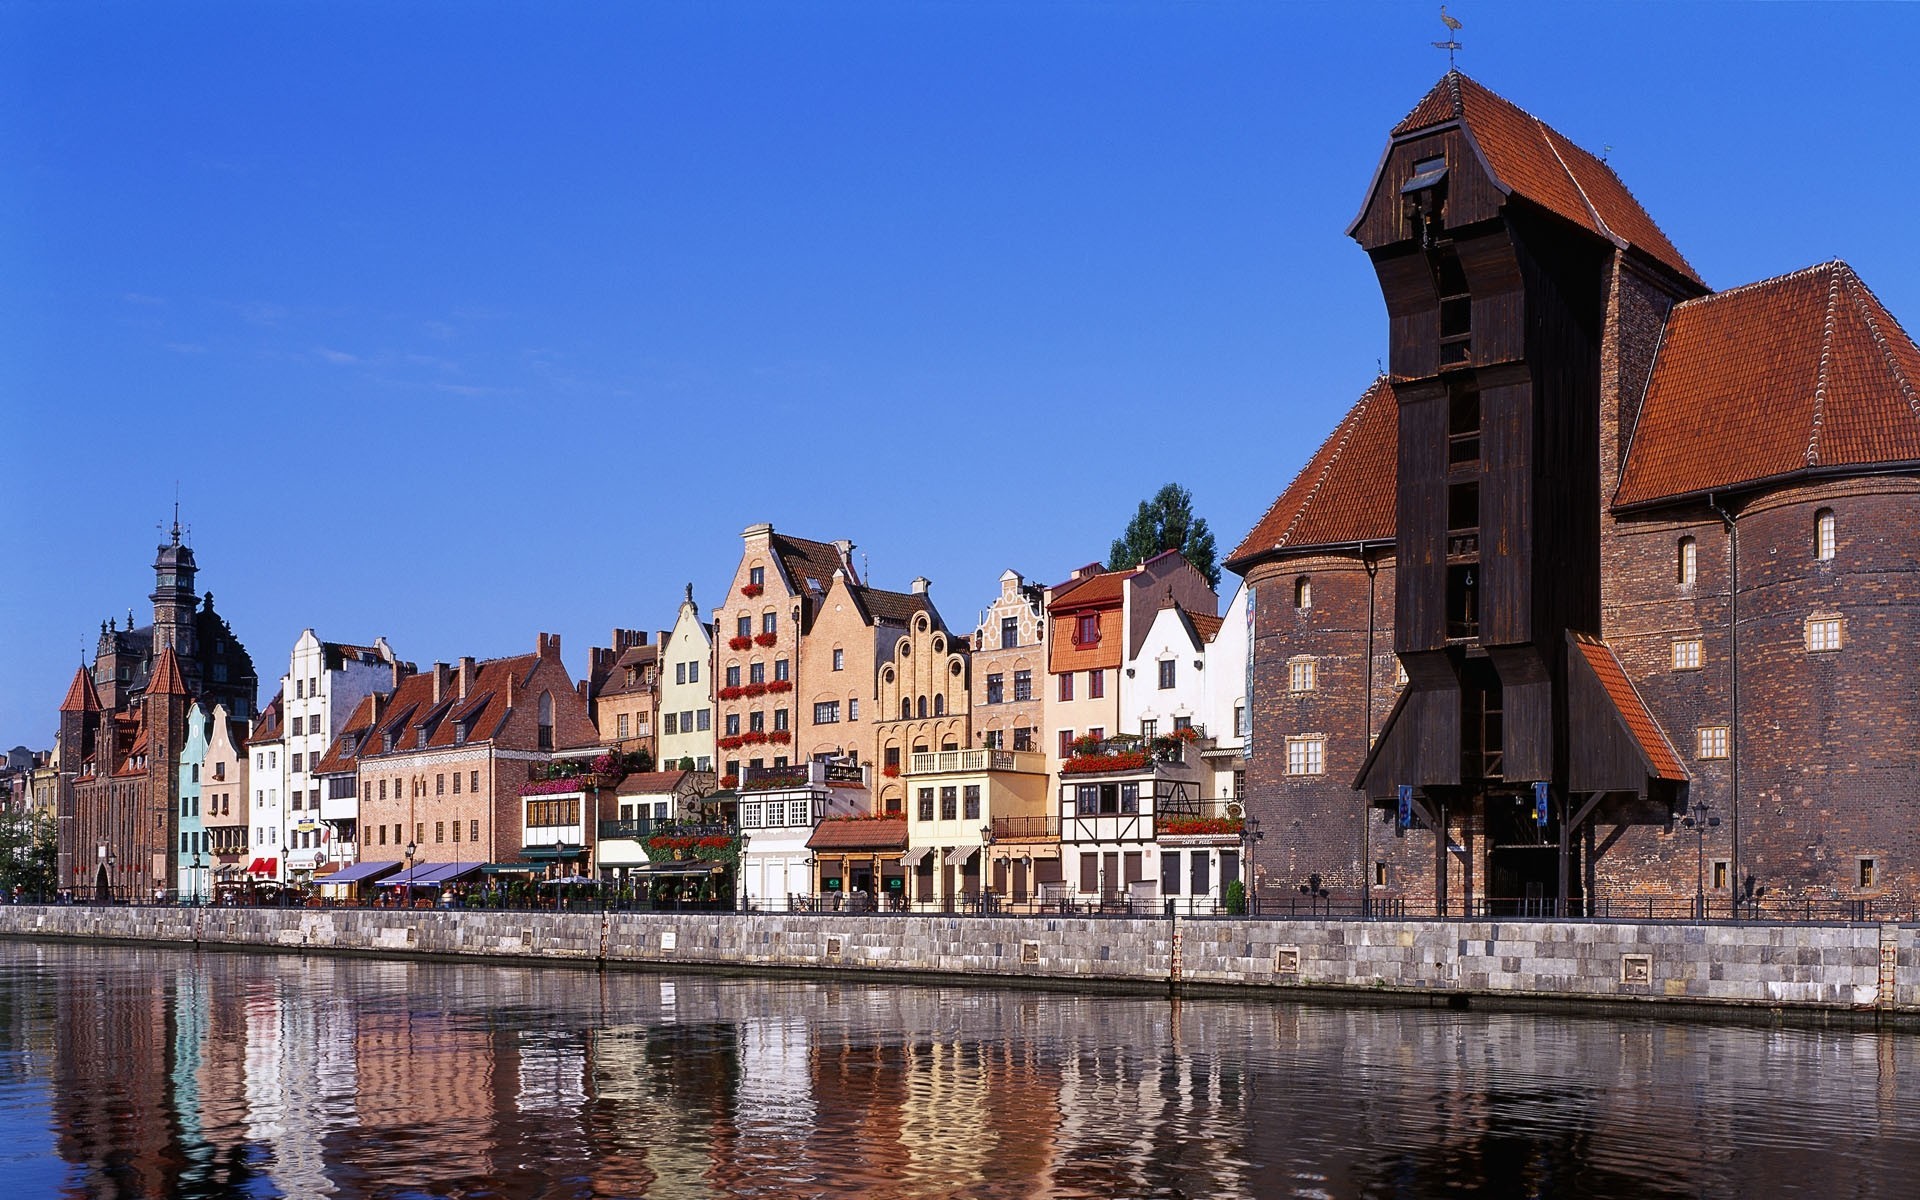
[7,941,1920,1198]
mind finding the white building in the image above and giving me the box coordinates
[737,760,866,909]
[247,694,286,886]
[1200,582,1250,804]
[658,586,715,771]
[270,632,405,883]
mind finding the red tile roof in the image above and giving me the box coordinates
[1570,636,1686,782]
[1049,569,1126,610]
[1390,72,1700,286]
[59,667,100,714]
[614,770,691,797]
[1615,261,1920,508]
[771,533,853,594]
[248,692,284,745]
[312,692,378,775]
[806,816,908,852]
[1188,612,1226,643]
[1226,377,1399,570]
[148,648,190,697]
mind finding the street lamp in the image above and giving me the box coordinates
[1299,872,1329,918]
[190,852,203,907]
[404,840,417,908]
[1682,809,1722,919]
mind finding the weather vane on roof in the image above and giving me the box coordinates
[1434,6,1463,70]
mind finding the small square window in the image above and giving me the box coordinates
[1289,658,1317,693]
[1697,726,1729,760]
[1672,639,1702,671]
[1807,616,1842,652]
[1285,736,1325,776]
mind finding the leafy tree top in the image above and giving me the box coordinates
[1107,483,1219,588]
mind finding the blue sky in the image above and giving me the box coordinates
[3,1,1916,745]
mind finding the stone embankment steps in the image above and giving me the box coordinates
[1,906,1915,1018]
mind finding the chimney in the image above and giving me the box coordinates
[832,539,855,571]
[506,667,516,710]
[432,662,450,703]
[368,692,384,725]
[457,656,475,699]
[910,576,930,596]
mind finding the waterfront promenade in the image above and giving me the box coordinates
[2,903,1915,1018]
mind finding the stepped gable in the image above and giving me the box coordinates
[1615,261,1920,508]
[1385,71,1700,287]
[59,667,101,713]
[1225,377,1398,571]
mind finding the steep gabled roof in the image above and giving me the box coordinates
[1226,377,1399,572]
[770,533,851,594]
[148,647,190,697]
[1615,261,1920,508]
[313,692,377,775]
[59,667,101,714]
[857,585,937,628]
[1383,72,1700,287]
[248,692,284,745]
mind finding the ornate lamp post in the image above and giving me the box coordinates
[1682,807,1721,919]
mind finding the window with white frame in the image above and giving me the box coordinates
[1697,726,1729,760]
[1671,639,1702,671]
[1288,657,1317,692]
[1677,536,1697,585]
[1806,616,1842,652]
[813,701,841,724]
[1815,509,1836,561]
[1285,736,1325,776]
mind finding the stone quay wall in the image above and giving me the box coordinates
[1,905,1915,1016]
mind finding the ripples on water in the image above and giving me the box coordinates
[0,941,1916,1198]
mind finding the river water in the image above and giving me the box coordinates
[1,940,1916,1198]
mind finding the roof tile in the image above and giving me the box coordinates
[1615,261,1920,507]
[1571,636,1686,782]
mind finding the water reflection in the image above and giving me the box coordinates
[2,941,1917,1198]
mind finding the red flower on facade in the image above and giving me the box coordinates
[1061,751,1152,774]
[753,632,777,647]
[718,685,743,701]
[768,730,792,744]
[742,682,768,698]
[720,774,739,789]
[881,764,901,778]
[728,636,752,651]
[765,679,793,694]
[740,583,764,598]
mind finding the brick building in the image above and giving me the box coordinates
[54,522,258,899]
[968,569,1046,757]
[317,633,599,869]
[583,628,658,760]
[1229,71,1920,913]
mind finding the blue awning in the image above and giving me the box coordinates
[379,861,484,887]
[319,860,403,887]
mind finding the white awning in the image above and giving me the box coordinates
[899,846,932,868]
[943,845,978,867]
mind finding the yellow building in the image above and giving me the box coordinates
[901,747,1053,909]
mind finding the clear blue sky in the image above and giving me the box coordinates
[3,2,1916,746]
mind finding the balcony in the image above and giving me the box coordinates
[908,749,1046,776]
[1061,731,1205,776]
[598,818,660,841]
[989,815,1059,842]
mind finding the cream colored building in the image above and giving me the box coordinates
[658,586,715,771]
[798,569,937,776]
[901,747,1052,908]
[872,594,969,814]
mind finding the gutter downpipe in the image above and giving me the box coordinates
[1708,494,1740,916]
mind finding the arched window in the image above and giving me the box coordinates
[917,696,929,719]
[901,698,912,720]
[1676,537,1697,585]
[934,695,945,717]
[1815,509,1836,561]
[1294,577,1312,609]
[537,692,554,750]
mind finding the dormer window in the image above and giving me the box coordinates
[1074,613,1099,646]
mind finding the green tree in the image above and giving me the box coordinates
[1107,482,1220,588]
[0,810,57,899]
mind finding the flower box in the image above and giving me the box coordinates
[1158,816,1243,837]
[766,679,793,693]
[1061,751,1152,775]
[742,681,768,698]
[768,729,792,744]
[719,774,739,789]
[753,632,777,647]
[728,636,752,651]
[718,685,744,701]
[881,765,901,778]
[740,583,764,598]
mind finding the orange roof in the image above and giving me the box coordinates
[248,692,284,745]
[312,692,378,775]
[1049,569,1125,610]
[149,647,190,697]
[1388,72,1700,286]
[613,770,691,796]
[1188,612,1226,642]
[1616,261,1920,508]
[806,817,908,852]
[59,667,100,714]
[1226,377,1398,570]
[1570,636,1686,782]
